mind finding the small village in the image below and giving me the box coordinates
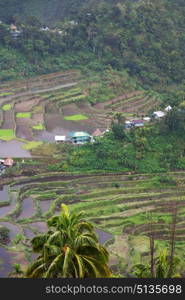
[0,20,78,40]
[54,105,172,144]
[0,0,185,284]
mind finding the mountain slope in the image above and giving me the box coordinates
[0,0,184,105]
[0,0,111,24]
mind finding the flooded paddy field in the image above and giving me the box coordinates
[17,197,35,219]
[0,170,185,277]
[0,70,159,157]
[0,192,17,218]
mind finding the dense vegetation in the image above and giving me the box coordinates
[42,108,185,174]
[0,0,185,279]
[0,0,185,106]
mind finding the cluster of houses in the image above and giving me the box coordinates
[0,21,76,40]
[8,23,64,39]
[125,105,172,129]
[55,105,172,145]
[40,26,64,35]
[6,19,79,39]
[40,21,78,35]
[55,129,108,145]
[0,158,14,175]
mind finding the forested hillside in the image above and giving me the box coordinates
[1,0,185,280]
[0,0,185,105]
[0,0,113,23]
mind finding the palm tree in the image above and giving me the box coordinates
[25,204,111,278]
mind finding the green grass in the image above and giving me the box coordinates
[16,112,31,118]
[2,104,12,111]
[0,129,15,141]
[64,114,88,121]
[22,141,43,150]
[0,92,13,97]
[32,123,45,130]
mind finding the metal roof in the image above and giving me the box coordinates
[4,158,14,166]
[153,111,165,117]
[131,120,144,124]
[55,135,66,141]
[70,131,91,138]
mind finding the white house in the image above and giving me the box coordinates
[153,111,165,118]
[164,105,172,112]
[55,135,66,143]
[40,26,50,31]
[143,117,151,122]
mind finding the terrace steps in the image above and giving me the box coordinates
[0,171,185,276]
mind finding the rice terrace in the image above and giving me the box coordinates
[0,161,185,277]
[0,69,160,157]
[0,0,185,284]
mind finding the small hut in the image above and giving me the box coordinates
[131,120,144,127]
[10,24,17,31]
[92,128,104,137]
[152,111,165,119]
[55,136,66,143]
[4,158,14,167]
[164,105,172,112]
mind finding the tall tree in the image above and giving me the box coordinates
[26,204,111,278]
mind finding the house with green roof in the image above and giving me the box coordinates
[68,131,93,144]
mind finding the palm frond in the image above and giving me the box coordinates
[31,234,49,252]
[43,244,61,261]
[28,263,47,278]
[80,256,101,277]
[61,203,70,217]
[75,222,94,233]
[73,254,85,278]
[45,254,64,278]
[74,234,98,248]
[77,245,109,264]
[81,256,111,277]
[47,231,64,246]
[63,246,73,277]
[25,258,45,277]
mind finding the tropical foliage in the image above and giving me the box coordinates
[133,248,181,278]
[53,109,185,174]
[25,204,111,278]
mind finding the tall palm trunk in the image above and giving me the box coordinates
[168,201,178,277]
[149,213,155,278]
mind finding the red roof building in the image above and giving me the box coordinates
[92,128,104,137]
[4,158,14,166]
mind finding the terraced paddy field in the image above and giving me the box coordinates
[0,171,185,277]
[0,70,161,157]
